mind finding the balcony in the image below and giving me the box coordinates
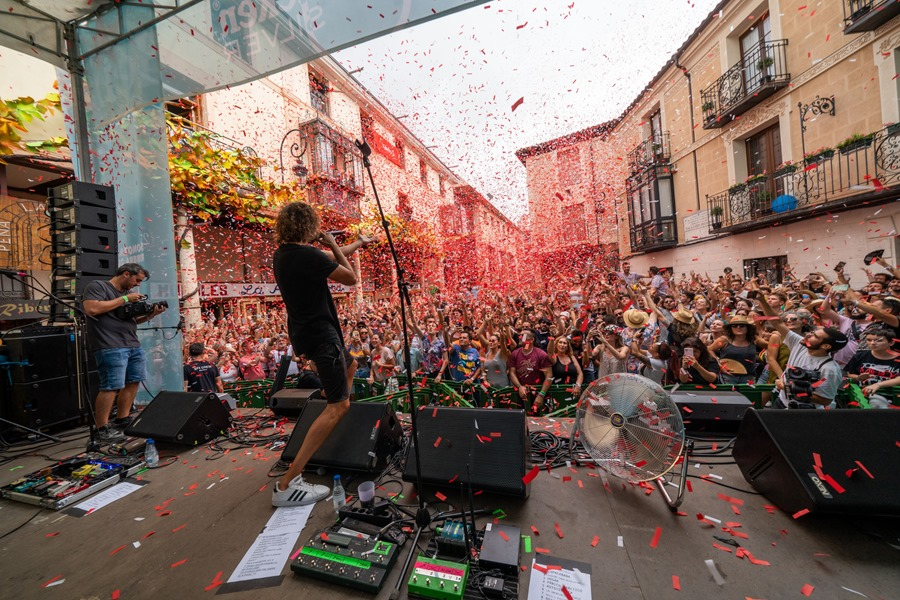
[627,165,677,253]
[843,0,900,34]
[707,124,900,233]
[627,132,671,176]
[283,117,365,219]
[701,39,790,130]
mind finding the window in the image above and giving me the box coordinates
[626,167,677,251]
[419,159,427,184]
[746,123,782,202]
[395,139,406,169]
[438,175,445,196]
[572,202,587,241]
[361,111,375,141]
[309,71,328,115]
[740,13,772,91]
[743,255,787,285]
[557,147,581,188]
[397,191,412,221]
[165,96,200,121]
[649,110,663,149]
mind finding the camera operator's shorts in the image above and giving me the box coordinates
[308,341,354,403]
[95,347,147,391]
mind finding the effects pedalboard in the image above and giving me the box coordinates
[290,530,399,593]
[0,452,145,510]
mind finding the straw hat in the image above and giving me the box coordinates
[622,309,649,329]
[719,358,748,375]
[726,315,753,327]
[672,309,695,325]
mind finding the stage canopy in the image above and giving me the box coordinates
[0,0,488,398]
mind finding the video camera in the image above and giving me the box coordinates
[784,365,819,409]
[115,298,168,320]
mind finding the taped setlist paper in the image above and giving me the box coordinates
[527,556,592,600]
[225,505,314,584]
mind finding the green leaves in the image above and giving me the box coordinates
[0,92,67,158]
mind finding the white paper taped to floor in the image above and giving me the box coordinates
[227,505,314,583]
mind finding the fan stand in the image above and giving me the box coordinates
[655,438,694,511]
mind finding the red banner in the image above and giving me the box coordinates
[368,130,403,167]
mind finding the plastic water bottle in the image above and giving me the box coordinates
[332,474,346,512]
[144,438,159,468]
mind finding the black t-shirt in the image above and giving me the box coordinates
[273,243,341,355]
[82,280,139,351]
[844,350,900,384]
[184,360,220,392]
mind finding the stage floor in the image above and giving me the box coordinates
[0,414,898,600]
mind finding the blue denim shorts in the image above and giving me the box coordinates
[95,347,147,391]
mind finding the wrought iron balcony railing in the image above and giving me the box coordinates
[701,39,790,130]
[627,132,670,176]
[297,117,365,195]
[629,216,678,252]
[843,0,900,34]
[707,124,900,232]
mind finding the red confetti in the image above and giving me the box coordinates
[650,527,662,548]
[801,583,815,596]
[433,436,442,448]
[555,522,564,538]
[40,575,63,588]
[534,547,550,554]
[792,508,810,519]
[170,559,188,568]
[855,460,874,479]
[499,530,510,542]
[531,525,540,536]
[522,466,540,485]
[562,585,574,600]
[672,575,681,591]
[511,97,524,112]
[435,491,447,502]
[591,535,599,547]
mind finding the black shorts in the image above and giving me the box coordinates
[307,341,354,403]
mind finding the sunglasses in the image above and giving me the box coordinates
[730,324,748,328]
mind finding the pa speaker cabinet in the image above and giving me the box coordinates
[403,407,530,498]
[0,376,90,431]
[125,391,231,445]
[268,388,321,418]
[48,181,115,208]
[281,400,402,472]
[671,389,752,433]
[733,409,900,516]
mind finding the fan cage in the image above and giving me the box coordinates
[574,373,685,482]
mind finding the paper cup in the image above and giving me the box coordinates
[358,480,375,507]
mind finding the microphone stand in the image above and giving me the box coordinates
[355,139,430,599]
[1,271,98,447]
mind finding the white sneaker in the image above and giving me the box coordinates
[271,475,329,507]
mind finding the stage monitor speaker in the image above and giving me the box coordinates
[402,407,530,498]
[733,408,900,516]
[281,401,402,472]
[268,388,321,418]
[125,391,232,445]
[670,389,752,433]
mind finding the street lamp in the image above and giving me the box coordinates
[594,190,607,246]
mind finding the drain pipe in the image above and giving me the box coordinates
[674,54,702,213]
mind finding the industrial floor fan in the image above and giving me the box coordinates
[574,374,692,510]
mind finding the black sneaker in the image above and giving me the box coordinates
[112,415,135,431]
[98,425,125,443]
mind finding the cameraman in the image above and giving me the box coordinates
[82,263,167,442]
[754,282,846,408]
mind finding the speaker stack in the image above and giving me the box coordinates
[0,326,97,431]
[47,182,118,322]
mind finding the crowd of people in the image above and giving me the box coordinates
[180,255,900,411]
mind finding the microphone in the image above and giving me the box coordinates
[0,269,26,277]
